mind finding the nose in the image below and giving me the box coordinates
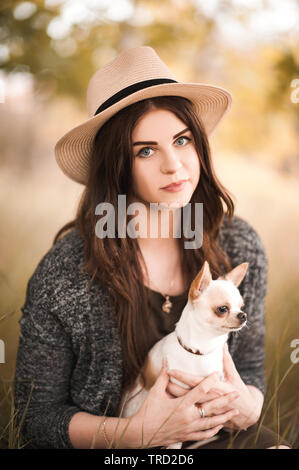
[237,311,247,323]
[160,148,182,174]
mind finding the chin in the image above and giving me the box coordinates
[162,193,193,205]
[222,324,246,333]
[155,199,190,209]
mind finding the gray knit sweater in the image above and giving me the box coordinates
[14,214,268,449]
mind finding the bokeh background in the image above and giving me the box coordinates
[0,0,298,448]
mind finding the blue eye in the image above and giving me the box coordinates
[136,135,192,158]
[176,136,191,146]
[138,147,154,158]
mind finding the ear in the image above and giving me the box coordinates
[189,261,212,303]
[219,262,249,288]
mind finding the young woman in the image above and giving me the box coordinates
[14,47,291,449]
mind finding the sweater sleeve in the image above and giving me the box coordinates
[14,258,82,449]
[227,218,268,396]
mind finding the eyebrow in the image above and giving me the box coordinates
[133,127,190,146]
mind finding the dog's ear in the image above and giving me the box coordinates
[219,262,249,287]
[189,261,212,302]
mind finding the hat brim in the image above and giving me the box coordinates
[54,82,232,185]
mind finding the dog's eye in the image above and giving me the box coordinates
[217,306,228,314]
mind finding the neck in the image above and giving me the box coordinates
[175,304,228,355]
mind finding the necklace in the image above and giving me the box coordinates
[147,261,180,314]
[160,281,175,314]
[150,279,175,314]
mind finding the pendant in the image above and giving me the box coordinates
[162,295,172,313]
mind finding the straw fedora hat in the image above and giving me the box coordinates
[54,46,232,185]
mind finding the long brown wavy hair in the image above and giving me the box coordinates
[53,96,235,399]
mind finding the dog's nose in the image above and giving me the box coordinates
[237,311,247,323]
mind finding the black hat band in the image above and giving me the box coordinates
[94,78,178,116]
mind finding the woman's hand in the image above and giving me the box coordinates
[218,343,264,430]
[127,360,240,449]
[166,343,264,431]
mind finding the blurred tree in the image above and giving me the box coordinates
[0,0,219,106]
[267,45,299,172]
[0,0,298,160]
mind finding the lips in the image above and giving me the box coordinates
[162,179,187,189]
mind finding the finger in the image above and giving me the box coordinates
[198,391,239,416]
[195,390,224,403]
[167,380,224,401]
[167,369,205,388]
[196,388,225,401]
[184,372,221,406]
[152,358,170,393]
[187,424,224,442]
[167,381,190,398]
[223,343,239,381]
[195,408,239,431]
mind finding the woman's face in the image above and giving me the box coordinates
[131,108,200,207]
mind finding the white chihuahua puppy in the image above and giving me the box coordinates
[120,260,249,448]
